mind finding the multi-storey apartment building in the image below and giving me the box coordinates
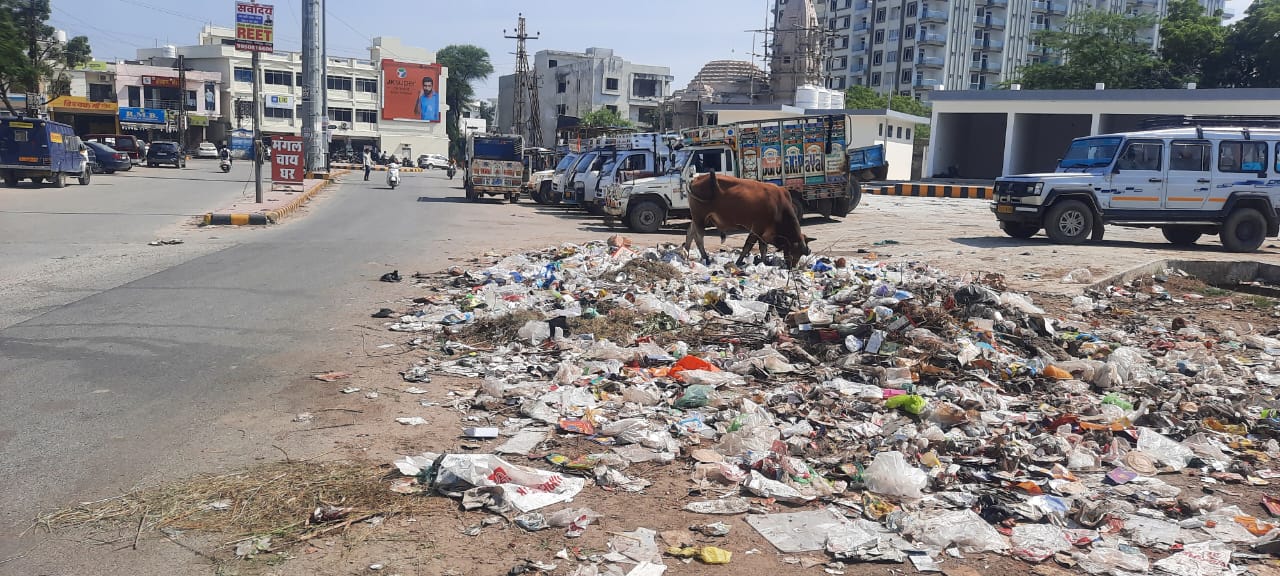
[813,0,1226,98]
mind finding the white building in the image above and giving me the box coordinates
[813,0,1229,98]
[135,27,449,159]
[498,47,673,147]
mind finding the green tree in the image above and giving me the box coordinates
[1215,0,1280,87]
[1160,0,1227,85]
[476,100,495,125]
[1013,10,1177,89]
[436,44,494,159]
[0,0,92,115]
[843,86,931,143]
[581,108,633,128]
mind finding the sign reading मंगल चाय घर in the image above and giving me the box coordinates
[271,135,303,191]
[234,2,274,53]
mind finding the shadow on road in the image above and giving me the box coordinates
[948,235,1278,255]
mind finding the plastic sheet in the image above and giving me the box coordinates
[432,454,585,512]
[864,451,927,499]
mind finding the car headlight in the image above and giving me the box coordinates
[1033,182,1045,194]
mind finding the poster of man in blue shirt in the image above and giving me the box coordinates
[414,76,439,122]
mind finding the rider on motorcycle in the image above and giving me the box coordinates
[218,145,232,166]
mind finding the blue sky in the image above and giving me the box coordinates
[50,0,774,99]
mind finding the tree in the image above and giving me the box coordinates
[581,108,632,128]
[0,0,91,114]
[1214,0,1280,87]
[436,44,494,159]
[1160,0,1228,85]
[476,100,495,125]
[843,86,930,143]
[1012,10,1178,89]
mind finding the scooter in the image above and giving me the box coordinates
[447,165,456,180]
[219,158,232,173]
[386,162,401,189]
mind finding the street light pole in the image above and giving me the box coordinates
[253,41,263,203]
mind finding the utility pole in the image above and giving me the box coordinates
[177,54,187,149]
[505,14,540,147]
[252,2,264,202]
[301,0,325,175]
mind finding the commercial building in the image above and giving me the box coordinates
[811,0,1229,98]
[497,47,673,147]
[926,87,1280,180]
[134,27,449,160]
[57,59,223,144]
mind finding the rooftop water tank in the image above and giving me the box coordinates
[794,85,822,111]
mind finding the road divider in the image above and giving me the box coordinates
[869,182,994,200]
[202,169,349,226]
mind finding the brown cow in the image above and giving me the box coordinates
[682,171,813,268]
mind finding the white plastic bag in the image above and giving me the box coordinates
[433,454,585,512]
[1136,427,1195,471]
[863,451,927,499]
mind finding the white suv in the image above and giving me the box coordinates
[993,123,1280,252]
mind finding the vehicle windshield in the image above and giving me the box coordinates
[668,149,691,173]
[555,154,578,173]
[575,153,598,174]
[1059,137,1122,169]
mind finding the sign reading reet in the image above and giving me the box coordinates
[271,135,304,191]
[235,2,275,53]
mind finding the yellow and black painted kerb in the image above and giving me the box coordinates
[203,213,270,226]
[872,183,995,200]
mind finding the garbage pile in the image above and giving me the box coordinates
[380,239,1280,575]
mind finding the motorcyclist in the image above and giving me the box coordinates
[218,144,232,166]
[447,158,456,179]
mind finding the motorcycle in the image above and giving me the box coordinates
[219,158,232,173]
[386,162,401,189]
[446,165,456,180]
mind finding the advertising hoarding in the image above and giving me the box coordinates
[380,59,442,122]
[271,135,304,191]
[235,2,275,52]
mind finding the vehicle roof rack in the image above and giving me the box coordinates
[1138,115,1280,130]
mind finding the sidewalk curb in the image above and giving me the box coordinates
[870,183,994,200]
[202,169,349,226]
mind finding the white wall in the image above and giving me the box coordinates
[848,116,917,180]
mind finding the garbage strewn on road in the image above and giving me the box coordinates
[376,239,1280,574]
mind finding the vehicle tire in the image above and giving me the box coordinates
[1001,221,1039,239]
[31,176,42,184]
[1043,199,1093,245]
[509,193,518,204]
[627,200,664,233]
[78,169,91,185]
[1220,207,1267,253]
[538,181,552,205]
[1161,225,1202,246]
[465,184,478,201]
[52,172,67,188]
[816,198,834,219]
[834,180,860,217]
[148,162,155,168]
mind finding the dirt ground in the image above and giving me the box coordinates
[21,193,1280,576]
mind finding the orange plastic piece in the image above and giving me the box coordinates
[670,355,718,381]
[1042,365,1072,380]
[1235,515,1277,536]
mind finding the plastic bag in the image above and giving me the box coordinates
[1136,427,1195,471]
[863,451,927,499]
[1011,524,1071,562]
[743,470,816,503]
[905,509,1007,552]
[1074,543,1149,575]
[1061,268,1094,284]
[885,394,927,415]
[433,454,585,512]
[675,385,716,409]
[1000,292,1045,314]
[517,319,550,344]
[678,370,745,388]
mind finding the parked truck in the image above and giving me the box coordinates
[603,114,886,233]
[1,117,91,188]
[464,133,524,203]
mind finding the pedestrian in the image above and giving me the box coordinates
[363,147,373,181]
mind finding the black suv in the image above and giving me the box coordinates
[146,141,186,168]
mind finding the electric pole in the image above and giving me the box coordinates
[252,2,264,202]
[177,54,187,149]
[505,14,540,147]
[301,0,326,175]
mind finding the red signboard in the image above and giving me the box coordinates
[380,60,442,122]
[141,75,180,88]
[271,135,303,190]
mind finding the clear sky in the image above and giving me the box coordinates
[49,0,775,100]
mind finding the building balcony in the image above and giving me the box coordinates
[914,78,943,88]
[972,38,1005,50]
[919,32,947,45]
[919,9,948,22]
[917,56,946,68]
[855,1,872,9]
[1049,4,1067,13]
[985,0,1008,7]
[1031,21,1050,30]
[850,63,866,74]
[971,61,1003,73]
[853,21,869,31]
[975,15,1006,27]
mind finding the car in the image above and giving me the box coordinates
[85,141,133,173]
[146,141,186,168]
[85,134,143,164]
[418,154,449,170]
[196,141,219,159]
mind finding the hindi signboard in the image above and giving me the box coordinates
[235,2,275,53]
[271,135,304,191]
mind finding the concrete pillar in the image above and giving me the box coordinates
[926,109,939,179]
[1001,112,1016,176]
[1090,113,1101,136]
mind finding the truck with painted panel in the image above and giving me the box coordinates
[0,118,91,188]
[603,115,886,233]
[464,133,524,203]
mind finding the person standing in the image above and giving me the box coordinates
[363,147,373,181]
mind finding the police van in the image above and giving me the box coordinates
[992,117,1280,252]
[0,117,90,188]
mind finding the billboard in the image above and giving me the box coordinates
[141,75,180,88]
[265,94,295,109]
[380,60,442,122]
[271,135,304,191]
[235,2,274,53]
[119,107,166,124]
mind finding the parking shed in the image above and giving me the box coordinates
[926,87,1280,180]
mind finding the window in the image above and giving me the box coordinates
[89,83,113,102]
[326,75,353,91]
[896,126,903,139]
[906,128,912,140]
[556,104,567,116]
[548,59,558,68]
[557,81,567,93]
[905,24,916,38]
[888,51,897,63]
[840,16,851,28]
[264,70,292,86]
[605,77,619,91]
[972,51,982,63]
[1170,141,1210,172]
[328,107,353,122]
[691,149,731,174]
[264,106,292,119]
[296,73,304,86]
[907,1,918,16]
[127,85,140,107]
[783,55,793,64]
[1116,141,1163,171]
[605,105,618,113]
[1218,141,1268,173]
[901,69,913,84]
[878,123,884,136]
[632,77,660,97]
[355,78,378,93]
[356,109,377,123]
[872,50,883,65]
[876,7,886,22]
[874,30,885,44]
[902,47,914,62]
[234,67,253,83]
[871,72,882,86]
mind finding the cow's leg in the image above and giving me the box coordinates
[738,233,756,266]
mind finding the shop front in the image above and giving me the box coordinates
[46,96,118,134]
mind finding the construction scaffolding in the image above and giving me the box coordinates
[749,0,836,105]
[505,14,542,148]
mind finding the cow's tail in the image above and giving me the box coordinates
[690,170,719,204]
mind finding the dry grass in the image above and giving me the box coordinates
[460,309,543,344]
[568,308,644,344]
[32,460,434,548]
[606,259,682,284]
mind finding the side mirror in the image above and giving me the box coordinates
[1259,171,1269,179]
[1055,158,1062,165]
[1111,165,1121,174]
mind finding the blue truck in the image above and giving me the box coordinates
[0,117,91,188]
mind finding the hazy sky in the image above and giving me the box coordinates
[49,0,776,99]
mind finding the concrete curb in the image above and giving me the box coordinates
[332,163,425,173]
[202,169,349,226]
[870,182,994,200]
